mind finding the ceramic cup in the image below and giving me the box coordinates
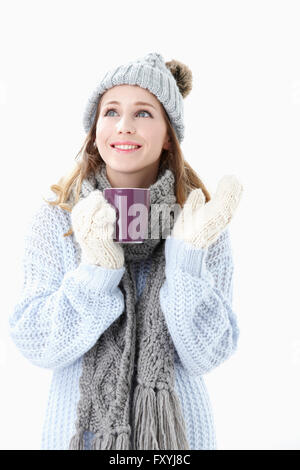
[103,188,150,243]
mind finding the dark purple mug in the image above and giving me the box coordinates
[103,188,150,243]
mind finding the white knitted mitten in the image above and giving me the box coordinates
[71,189,125,269]
[171,175,243,249]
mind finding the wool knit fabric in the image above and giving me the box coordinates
[82,52,185,143]
[69,164,190,450]
[9,198,239,450]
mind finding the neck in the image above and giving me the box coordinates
[105,162,160,189]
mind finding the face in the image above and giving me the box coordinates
[95,84,170,187]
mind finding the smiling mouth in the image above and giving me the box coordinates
[110,145,142,153]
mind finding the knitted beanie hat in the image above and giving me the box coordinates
[82,52,193,143]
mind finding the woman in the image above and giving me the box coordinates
[9,52,243,450]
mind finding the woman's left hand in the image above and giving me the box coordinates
[171,175,244,249]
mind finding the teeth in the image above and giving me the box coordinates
[114,145,140,150]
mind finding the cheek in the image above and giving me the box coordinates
[96,122,111,142]
[145,120,166,139]
[147,128,166,149]
[96,117,112,133]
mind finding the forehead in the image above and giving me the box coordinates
[101,84,160,107]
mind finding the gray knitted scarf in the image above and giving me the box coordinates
[68,163,190,450]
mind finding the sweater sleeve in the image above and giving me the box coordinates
[159,228,239,376]
[8,201,126,371]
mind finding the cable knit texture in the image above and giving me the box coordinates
[9,200,239,450]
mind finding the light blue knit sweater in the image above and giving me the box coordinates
[9,200,239,450]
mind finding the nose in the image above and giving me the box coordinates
[116,115,136,134]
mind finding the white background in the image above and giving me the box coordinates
[1,0,300,450]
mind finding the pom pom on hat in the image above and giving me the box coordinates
[165,59,193,98]
[82,52,193,143]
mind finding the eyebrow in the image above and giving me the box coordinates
[102,100,157,110]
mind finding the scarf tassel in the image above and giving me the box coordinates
[90,429,130,450]
[69,386,190,450]
[158,388,190,450]
[132,383,160,449]
[132,383,190,450]
[69,429,85,450]
[69,428,130,450]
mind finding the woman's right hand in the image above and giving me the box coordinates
[71,190,125,269]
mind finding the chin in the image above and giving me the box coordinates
[108,157,146,170]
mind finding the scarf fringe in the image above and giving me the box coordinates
[69,428,131,450]
[132,383,160,449]
[131,383,190,450]
[68,385,190,450]
[115,431,131,450]
[69,429,85,450]
[90,427,131,450]
[91,432,114,450]
[166,389,190,450]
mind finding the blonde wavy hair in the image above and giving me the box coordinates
[44,93,211,237]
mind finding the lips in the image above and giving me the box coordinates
[110,144,142,148]
[111,145,142,154]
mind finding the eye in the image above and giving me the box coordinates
[104,108,117,117]
[137,110,152,118]
[104,108,152,118]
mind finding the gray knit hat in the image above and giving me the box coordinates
[82,52,193,143]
